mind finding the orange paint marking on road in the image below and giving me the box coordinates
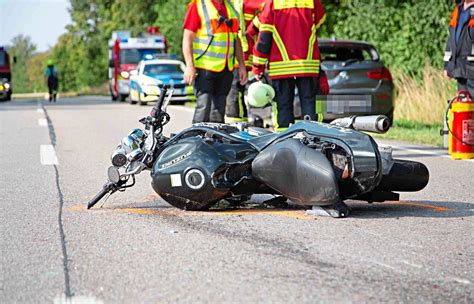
[387,201,449,213]
[195,209,314,220]
[65,203,314,220]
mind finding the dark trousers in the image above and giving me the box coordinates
[193,68,233,123]
[47,77,58,101]
[272,77,318,130]
[225,69,248,122]
[457,78,474,99]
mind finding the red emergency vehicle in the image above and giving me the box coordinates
[0,47,14,101]
[108,27,167,101]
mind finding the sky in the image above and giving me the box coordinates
[0,0,71,52]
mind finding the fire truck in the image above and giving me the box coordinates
[108,27,167,101]
[0,47,14,101]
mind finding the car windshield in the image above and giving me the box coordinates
[120,49,165,64]
[320,45,379,62]
[0,51,6,66]
[143,64,182,76]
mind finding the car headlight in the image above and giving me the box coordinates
[4,83,10,89]
[120,71,130,79]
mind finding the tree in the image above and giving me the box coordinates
[8,35,37,93]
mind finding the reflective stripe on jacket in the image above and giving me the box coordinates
[445,4,474,79]
[252,0,325,79]
[193,0,240,72]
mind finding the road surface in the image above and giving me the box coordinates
[1,97,473,303]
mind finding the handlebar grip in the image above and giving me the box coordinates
[86,183,113,209]
[155,87,168,116]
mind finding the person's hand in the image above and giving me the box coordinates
[443,69,450,79]
[184,65,197,85]
[319,74,329,95]
[252,65,265,80]
[238,65,248,85]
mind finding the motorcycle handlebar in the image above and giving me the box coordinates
[86,182,114,209]
[151,87,168,119]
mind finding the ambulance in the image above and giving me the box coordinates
[108,27,167,101]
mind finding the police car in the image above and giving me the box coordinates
[129,57,194,105]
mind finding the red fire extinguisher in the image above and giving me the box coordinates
[446,91,474,160]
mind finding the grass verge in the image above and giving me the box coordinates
[372,119,443,147]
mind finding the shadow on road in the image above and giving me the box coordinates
[347,200,473,219]
[88,197,474,220]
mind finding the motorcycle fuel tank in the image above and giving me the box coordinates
[151,137,256,210]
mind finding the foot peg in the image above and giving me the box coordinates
[306,201,350,218]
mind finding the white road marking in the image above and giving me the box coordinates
[37,108,44,114]
[38,118,48,127]
[40,145,59,165]
[401,260,423,268]
[54,295,104,304]
[390,144,474,162]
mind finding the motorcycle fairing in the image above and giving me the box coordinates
[249,121,383,195]
[151,136,259,209]
[252,139,340,206]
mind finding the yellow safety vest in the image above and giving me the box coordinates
[193,0,240,72]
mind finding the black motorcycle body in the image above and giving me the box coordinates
[87,88,429,216]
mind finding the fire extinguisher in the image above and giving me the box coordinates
[445,91,474,160]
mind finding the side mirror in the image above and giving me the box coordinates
[130,70,138,77]
[108,59,114,68]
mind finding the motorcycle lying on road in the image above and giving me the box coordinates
[87,87,429,217]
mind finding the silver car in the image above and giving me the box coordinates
[317,39,394,122]
[252,39,395,124]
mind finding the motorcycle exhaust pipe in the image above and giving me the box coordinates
[330,115,391,134]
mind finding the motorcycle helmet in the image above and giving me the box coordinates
[247,81,275,108]
[47,59,54,66]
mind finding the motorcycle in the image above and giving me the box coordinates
[87,87,429,218]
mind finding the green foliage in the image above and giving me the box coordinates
[10,0,456,92]
[154,0,188,59]
[320,0,452,77]
[8,35,37,93]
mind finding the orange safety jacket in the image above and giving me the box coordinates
[193,0,240,72]
[252,0,326,79]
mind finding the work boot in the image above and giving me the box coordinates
[306,201,350,218]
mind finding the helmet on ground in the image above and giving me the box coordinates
[247,81,274,108]
[47,59,54,66]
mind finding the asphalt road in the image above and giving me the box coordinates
[1,96,473,303]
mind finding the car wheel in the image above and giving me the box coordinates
[118,94,127,102]
[129,94,137,105]
[139,100,148,106]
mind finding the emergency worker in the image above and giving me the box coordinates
[252,0,326,131]
[444,0,474,98]
[182,0,248,123]
[224,0,265,123]
[44,59,59,102]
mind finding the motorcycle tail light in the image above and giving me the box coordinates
[367,68,392,81]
